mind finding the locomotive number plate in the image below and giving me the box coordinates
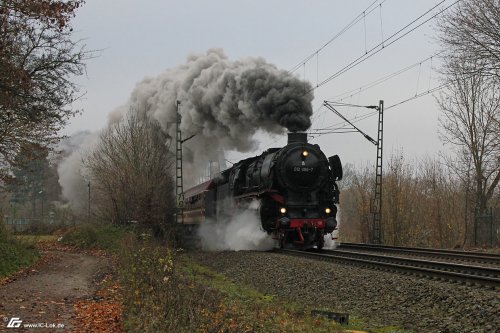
[293,166,314,172]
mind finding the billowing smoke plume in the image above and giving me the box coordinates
[110,48,314,186]
[57,131,99,212]
[58,49,314,207]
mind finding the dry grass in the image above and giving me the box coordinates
[119,235,350,332]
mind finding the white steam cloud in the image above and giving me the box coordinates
[56,131,99,212]
[323,234,339,249]
[323,213,341,249]
[198,200,275,251]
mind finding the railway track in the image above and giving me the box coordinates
[278,248,500,290]
[338,242,500,266]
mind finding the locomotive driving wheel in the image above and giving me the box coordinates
[316,232,325,250]
[279,231,287,248]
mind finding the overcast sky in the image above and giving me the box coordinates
[68,0,454,170]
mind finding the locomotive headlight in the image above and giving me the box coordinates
[280,207,287,214]
[325,207,332,214]
[302,150,309,157]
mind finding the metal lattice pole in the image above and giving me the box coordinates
[371,100,384,244]
[175,101,184,224]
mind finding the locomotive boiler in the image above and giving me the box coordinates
[180,132,342,249]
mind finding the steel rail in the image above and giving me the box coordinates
[277,249,500,290]
[338,242,500,265]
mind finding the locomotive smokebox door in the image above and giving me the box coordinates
[328,155,343,181]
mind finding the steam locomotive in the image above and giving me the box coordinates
[179,132,342,249]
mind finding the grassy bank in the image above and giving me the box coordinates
[0,221,126,279]
[62,224,351,331]
[119,236,351,332]
[62,223,407,332]
[0,231,39,278]
[60,223,132,252]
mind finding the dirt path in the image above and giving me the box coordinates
[0,251,109,332]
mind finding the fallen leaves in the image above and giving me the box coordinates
[1,236,110,287]
[40,237,124,332]
[71,275,123,333]
[72,299,122,332]
[1,235,124,332]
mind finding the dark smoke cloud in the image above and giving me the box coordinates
[58,49,315,203]
[238,66,312,132]
[116,48,314,185]
[127,48,313,137]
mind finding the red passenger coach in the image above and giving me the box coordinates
[181,180,215,225]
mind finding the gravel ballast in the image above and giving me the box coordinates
[192,250,499,333]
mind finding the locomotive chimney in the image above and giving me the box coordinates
[287,132,308,144]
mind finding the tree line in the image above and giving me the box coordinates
[341,0,499,247]
[0,0,498,247]
[340,154,499,248]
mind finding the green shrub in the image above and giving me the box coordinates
[0,231,39,278]
[22,221,67,235]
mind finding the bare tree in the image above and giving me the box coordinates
[84,111,175,237]
[340,163,373,243]
[0,0,90,177]
[438,0,500,78]
[340,156,467,248]
[437,60,500,214]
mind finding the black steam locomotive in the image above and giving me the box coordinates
[180,132,342,249]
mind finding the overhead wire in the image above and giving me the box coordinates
[384,68,487,111]
[379,3,385,47]
[385,83,447,110]
[288,0,384,74]
[305,1,462,140]
[309,107,378,133]
[308,111,379,138]
[323,101,378,108]
[330,51,443,101]
[310,81,450,140]
[262,1,461,148]
[308,0,458,93]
